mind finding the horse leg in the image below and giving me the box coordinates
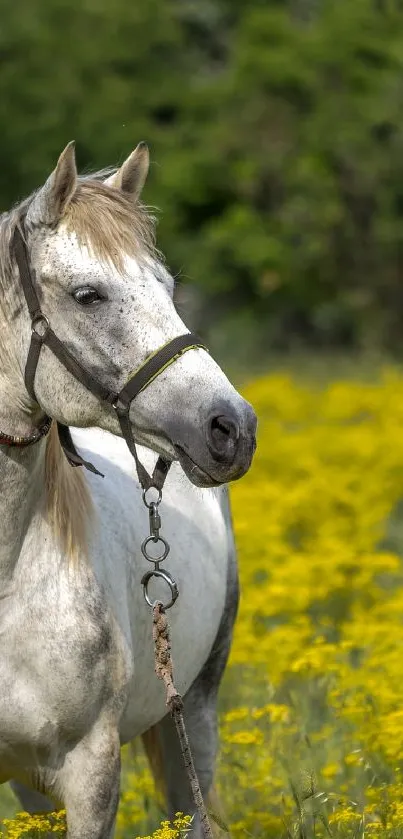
[10,720,120,839]
[143,506,238,836]
[58,721,121,839]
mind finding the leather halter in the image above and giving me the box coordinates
[11,216,207,491]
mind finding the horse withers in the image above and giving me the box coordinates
[0,142,256,838]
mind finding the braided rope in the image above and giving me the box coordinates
[152,603,214,839]
[0,415,52,447]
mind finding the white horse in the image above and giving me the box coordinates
[0,141,256,838]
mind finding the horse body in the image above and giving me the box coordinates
[0,429,228,778]
[0,142,256,836]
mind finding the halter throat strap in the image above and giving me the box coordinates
[12,219,207,492]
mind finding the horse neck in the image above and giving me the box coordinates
[0,384,47,581]
[0,214,49,579]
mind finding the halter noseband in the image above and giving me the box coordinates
[11,217,207,491]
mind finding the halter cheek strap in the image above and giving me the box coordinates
[12,219,207,492]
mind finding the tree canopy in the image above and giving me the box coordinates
[2,0,403,350]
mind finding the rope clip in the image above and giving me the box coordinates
[141,488,179,610]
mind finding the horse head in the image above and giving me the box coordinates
[11,142,257,487]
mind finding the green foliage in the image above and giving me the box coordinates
[2,0,403,349]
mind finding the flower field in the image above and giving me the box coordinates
[215,370,403,837]
[117,369,403,838]
[5,368,403,837]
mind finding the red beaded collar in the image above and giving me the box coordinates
[0,415,52,447]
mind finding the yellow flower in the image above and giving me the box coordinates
[225,728,264,746]
[322,762,340,779]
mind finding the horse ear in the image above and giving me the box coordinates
[30,141,77,225]
[105,142,149,201]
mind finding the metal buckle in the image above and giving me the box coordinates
[31,314,50,338]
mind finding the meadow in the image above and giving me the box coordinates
[4,363,403,837]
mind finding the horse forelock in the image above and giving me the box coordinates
[63,179,157,272]
[0,170,158,302]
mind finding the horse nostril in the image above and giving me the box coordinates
[212,416,231,438]
[207,413,239,462]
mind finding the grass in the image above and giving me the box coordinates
[0,788,18,822]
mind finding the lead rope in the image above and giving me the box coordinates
[152,604,214,839]
[141,490,213,839]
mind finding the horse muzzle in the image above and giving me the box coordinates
[170,398,257,487]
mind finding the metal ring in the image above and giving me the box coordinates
[31,314,50,338]
[141,535,170,564]
[142,487,162,508]
[141,568,179,610]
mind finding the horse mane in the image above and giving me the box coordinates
[0,170,157,562]
[45,422,94,562]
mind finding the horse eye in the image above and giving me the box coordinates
[72,287,103,305]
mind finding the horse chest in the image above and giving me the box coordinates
[119,546,227,741]
[84,454,230,742]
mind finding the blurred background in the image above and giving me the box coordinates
[5,3,403,837]
[3,0,403,368]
